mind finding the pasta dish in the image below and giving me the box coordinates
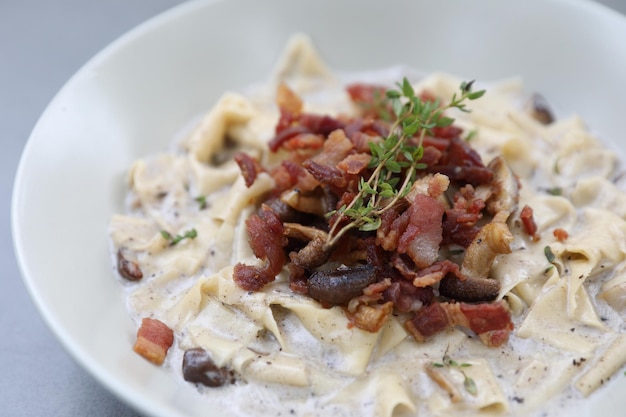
[109,35,626,416]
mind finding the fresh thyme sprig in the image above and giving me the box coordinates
[432,354,478,396]
[160,228,198,246]
[325,78,485,248]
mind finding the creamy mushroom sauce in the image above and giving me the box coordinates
[109,37,626,417]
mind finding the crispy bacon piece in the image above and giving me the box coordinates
[413,260,466,288]
[405,301,513,347]
[430,137,494,185]
[270,114,346,152]
[276,82,303,114]
[442,185,486,247]
[346,83,390,119]
[520,204,539,241]
[234,152,264,188]
[397,194,445,269]
[233,205,287,291]
[553,228,569,242]
[383,280,434,313]
[302,129,358,194]
[345,301,394,333]
[133,318,174,365]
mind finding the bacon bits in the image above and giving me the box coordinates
[553,228,569,242]
[520,204,539,241]
[233,205,287,291]
[133,318,174,365]
[405,301,513,347]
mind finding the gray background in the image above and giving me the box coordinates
[1,0,625,416]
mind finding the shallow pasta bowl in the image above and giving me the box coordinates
[11,0,626,416]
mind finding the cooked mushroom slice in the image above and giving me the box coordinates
[182,348,235,387]
[283,222,327,241]
[308,264,378,305]
[264,198,312,223]
[528,93,554,125]
[461,222,513,279]
[117,249,143,281]
[284,223,331,268]
[486,156,519,218]
[439,275,500,302]
[281,188,327,217]
[290,235,330,268]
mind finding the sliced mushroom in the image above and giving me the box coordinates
[486,156,519,218]
[281,188,327,217]
[461,221,513,279]
[182,348,235,387]
[528,93,554,125]
[284,223,331,268]
[289,235,330,268]
[438,275,500,302]
[283,222,328,241]
[117,249,143,281]
[308,264,378,305]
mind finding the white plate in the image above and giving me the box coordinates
[12,0,626,416]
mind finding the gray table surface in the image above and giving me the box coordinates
[2,0,626,416]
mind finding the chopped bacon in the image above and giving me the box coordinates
[270,113,345,152]
[376,205,410,252]
[405,301,513,347]
[233,205,287,291]
[553,228,569,242]
[346,83,390,119]
[345,301,394,333]
[391,256,466,288]
[442,185,486,247]
[276,82,303,114]
[520,204,539,241]
[280,133,325,151]
[413,260,466,288]
[288,263,309,295]
[270,160,320,195]
[431,125,464,139]
[234,152,263,187]
[383,280,434,313]
[301,129,359,194]
[133,318,174,365]
[337,153,371,175]
[429,137,494,185]
[397,194,445,268]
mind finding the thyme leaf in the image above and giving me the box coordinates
[544,245,556,263]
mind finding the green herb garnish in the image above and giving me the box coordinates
[160,228,198,246]
[195,195,208,210]
[432,354,477,396]
[544,245,556,263]
[325,78,485,248]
